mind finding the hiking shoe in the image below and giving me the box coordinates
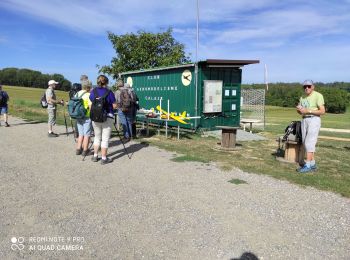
[5,122,10,127]
[48,132,59,137]
[81,150,90,157]
[297,165,313,173]
[101,157,112,165]
[76,149,82,155]
[91,156,98,162]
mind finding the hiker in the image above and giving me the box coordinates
[296,80,325,173]
[75,80,92,156]
[129,83,139,138]
[115,82,136,142]
[89,75,116,164]
[80,74,88,83]
[46,80,64,137]
[0,84,10,127]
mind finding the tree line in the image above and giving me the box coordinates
[0,68,71,91]
[243,82,350,113]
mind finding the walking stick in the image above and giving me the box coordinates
[114,113,131,159]
[62,104,68,136]
[69,117,77,143]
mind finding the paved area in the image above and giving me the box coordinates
[0,117,349,259]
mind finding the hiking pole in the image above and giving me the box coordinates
[69,117,77,143]
[62,103,68,136]
[114,113,131,159]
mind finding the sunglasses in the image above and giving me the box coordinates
[303,85,312,89]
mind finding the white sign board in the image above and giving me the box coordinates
[203,80,223,113]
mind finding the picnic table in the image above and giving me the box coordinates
[240,118,261,133]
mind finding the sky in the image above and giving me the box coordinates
[0,0,350,84]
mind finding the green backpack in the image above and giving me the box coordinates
[67,92,88,119]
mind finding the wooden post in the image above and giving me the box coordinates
[284,141,305,164]
[216,126,239,149]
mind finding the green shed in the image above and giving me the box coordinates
[120,59,259,130]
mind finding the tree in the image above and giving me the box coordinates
[0,68,71,90]
[99,28,191,78]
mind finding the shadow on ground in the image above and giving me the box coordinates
[108,141,149,160]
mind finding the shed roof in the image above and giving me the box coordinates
[203,59,260,66]
[119,59,259,75]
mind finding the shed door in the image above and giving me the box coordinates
[222,84,240,117]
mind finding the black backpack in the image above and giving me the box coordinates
[40,91,48,108]
[282,121,302,143]
[90,89,110,122]
[0,91,7,106]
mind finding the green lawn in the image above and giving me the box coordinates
[3,85,69,124]
[3,85,350,197]
[265,106,350,135]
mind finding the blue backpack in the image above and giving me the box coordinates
[67,92,88,119]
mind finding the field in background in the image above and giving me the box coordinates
[3,85,69,124]
[2,85,350,197]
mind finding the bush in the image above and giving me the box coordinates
[243,83,349,113]
[318,87,348,113]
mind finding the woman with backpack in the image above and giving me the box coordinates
[89,75,117,165]
[74,80,93,156]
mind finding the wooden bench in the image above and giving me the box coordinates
[216,126,240,149]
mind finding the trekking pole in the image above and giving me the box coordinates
[69,117,77,143]
[62,103,68,136]
[114,113,131,159]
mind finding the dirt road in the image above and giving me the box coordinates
[1,117,349,259]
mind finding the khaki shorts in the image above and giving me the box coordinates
[48,108,56,126]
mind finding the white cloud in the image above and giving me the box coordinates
[1,0,349,82]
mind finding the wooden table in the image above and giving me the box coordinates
[241,119,261,133]
[216,126,240,149]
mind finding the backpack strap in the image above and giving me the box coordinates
[78,91,88,99]
[93,88,99,99]
[101,89,110,99]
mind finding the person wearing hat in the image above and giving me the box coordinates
[296,80,325,173]
[0,84,10,127]
[46,80,64,137]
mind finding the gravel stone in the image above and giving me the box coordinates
[0,117,349,259]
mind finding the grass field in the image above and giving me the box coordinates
[3,85,69,125]
[3,85,350,197]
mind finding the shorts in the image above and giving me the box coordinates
[48,108,56,125]
[0,106,8,114]
[301,116,321,153]
[77,118,92,136]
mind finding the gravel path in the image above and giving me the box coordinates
[1,117,349,260]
